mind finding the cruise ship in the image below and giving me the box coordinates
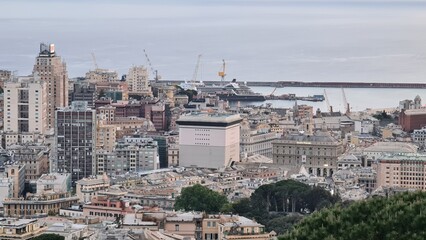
[197,79,266,102]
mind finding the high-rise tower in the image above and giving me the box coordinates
[33,43,69,129]
[55,101,96,184]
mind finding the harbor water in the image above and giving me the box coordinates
[246,87,424,112]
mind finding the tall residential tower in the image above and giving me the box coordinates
[33,43,69,129]
[55,101,96,184]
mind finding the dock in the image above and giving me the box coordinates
[154,80,426,89]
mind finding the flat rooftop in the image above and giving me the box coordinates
[177,113,242,126]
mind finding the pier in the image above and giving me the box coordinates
[155,80,426,89]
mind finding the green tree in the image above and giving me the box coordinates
[32,234,65,240]
[280,191,426,240]
[174,184,228,213]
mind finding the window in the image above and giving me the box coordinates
[175,224,180,231]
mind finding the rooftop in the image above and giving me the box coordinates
[364,142,418,153]
[379,153,426,162]
[177,113,242,125]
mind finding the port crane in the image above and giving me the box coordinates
[143,49,161,82]
[91,52,99,70]
[323,89,332,112]
[269,86,278,96]
[218,59,226,83]
[192,54,202,83]
[341,88,350,115]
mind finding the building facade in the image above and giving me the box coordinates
[3,76,48,147]
[33,43,69,129]
[177,113,242,169]
[377,154,426,190]
[8,144,50,181]
[127,65,151,96]
[55,101,96,184]
[240,120,279,159]
[3,192,79,218]
[96,137,159,175]
[272,131,343,177]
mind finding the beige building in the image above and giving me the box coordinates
[86,69,119,83]
[96,119,116,152]
[76,174,110,203]
[177,113,242,169]
[3,76,48,147]
[5,165,26,198]
[33,43,69,129]
[0,218,45,240]
[164,212,203,239]
[97,105,116,123]
[272,130,343,177]
[127,65,151,96]
[3,192,79,218]
[8,144,49,181]
[377,154,426,190]
[168,143,179,167]
[240,120,279,159]
[218,215,274,240]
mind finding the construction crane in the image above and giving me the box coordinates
[323,89,332,113]
[191,54,202,83]
[143,49,161,82]
[341,88,350,115]
[270,86,278,96]
[218,59,226,83]
[91,52,99,70]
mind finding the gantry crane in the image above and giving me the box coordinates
[218,59,226,83]
[143,49,161,82]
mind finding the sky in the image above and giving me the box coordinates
[1,0,426,82]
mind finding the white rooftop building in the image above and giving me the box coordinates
[177,113,242,169]
[36,173,71,194]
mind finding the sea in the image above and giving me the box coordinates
[1,0,426,111]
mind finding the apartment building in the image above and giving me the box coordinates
[377,153,426,190]
[127,65,151,96]
[3,76,48,147]
[76,175,110,203]
[55,101,96,184]
[33,43,69,129]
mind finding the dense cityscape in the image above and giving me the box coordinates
[0,41,425,239]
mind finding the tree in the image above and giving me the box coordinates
[280,191,426,240]
[174,184,228,213]
[266,215,303,235]
[32,234,64,240]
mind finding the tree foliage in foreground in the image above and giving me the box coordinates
[230,180,338,235]
[174,184,228,213]
[32,234,64,240]
[280,191,426,240]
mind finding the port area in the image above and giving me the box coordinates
[156,80,426,89]
[265,94,325,102]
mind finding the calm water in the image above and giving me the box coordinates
[1,0,426,83]
[250,86,423,112]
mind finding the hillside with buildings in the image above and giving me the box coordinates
[1,43,426,239]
